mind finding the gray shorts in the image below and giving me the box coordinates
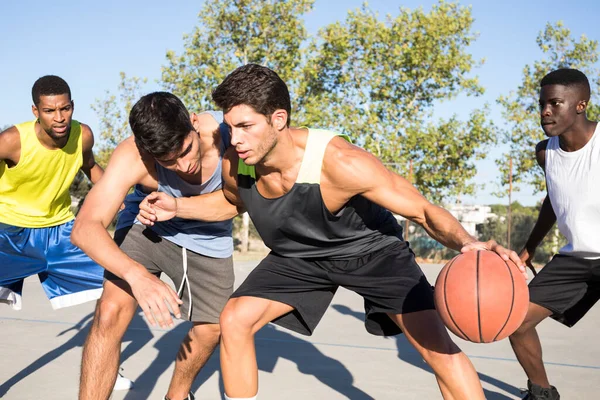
[107,224,234,323]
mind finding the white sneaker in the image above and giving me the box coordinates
[113,372,134,391]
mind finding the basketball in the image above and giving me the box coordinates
[434,250,529,343]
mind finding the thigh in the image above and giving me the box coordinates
[0,223,47,285]
[232,253,338,336]
[167,251,235,323]
[529,254,598,327]
[332,242,435,336]
[388,309,457,354]
[43,221,104,308]
[105,224,165,282]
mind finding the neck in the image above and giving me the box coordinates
[558,119,597,152]
[34,121,69,149]
[256,127,303,175]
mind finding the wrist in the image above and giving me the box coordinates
[122,263,148,284]
[174,197,180,218]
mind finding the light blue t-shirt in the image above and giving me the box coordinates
[116,111,233,258]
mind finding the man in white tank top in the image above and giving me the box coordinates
[509,68,600,400]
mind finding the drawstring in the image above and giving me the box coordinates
[177,247,192,320]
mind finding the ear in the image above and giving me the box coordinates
[576,100,588,114]
[32,104,39,119]
[189,112,199,131]
[71,100,75,111]
[271,109,288,131]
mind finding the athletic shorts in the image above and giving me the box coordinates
[529,254,600,327]
[231,241,435,336]
[0,220,104,310]
[107,224,234,323]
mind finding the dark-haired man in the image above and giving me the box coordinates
[72,92,237,400]
[0,75,104,309]
[0,75,135,392]
[509,68,599,400]
[137,64,526,400]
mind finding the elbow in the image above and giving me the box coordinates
[70,219,85,248]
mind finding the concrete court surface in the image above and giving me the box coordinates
[1,260,599,399]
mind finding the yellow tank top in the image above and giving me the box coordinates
[0,120,83,227]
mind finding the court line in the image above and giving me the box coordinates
[2,316,599,370]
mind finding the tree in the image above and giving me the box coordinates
[300,1,497,202]
[161,0,314,111]
[161,0,315,252]
[69,73,147,211]
[477,202,567,264]
[497,21,600,196]
[92,72,148,168]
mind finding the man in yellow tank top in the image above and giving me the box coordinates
[0,75,132,392]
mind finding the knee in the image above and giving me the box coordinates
[92,295,134,335]
[219,299,256,339]
[190,323,221,345]
[511,319,537,338]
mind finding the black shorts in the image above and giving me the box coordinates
[231,241,435,336]
[529,254,600,327]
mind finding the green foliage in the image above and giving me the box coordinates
[477,202,567,264]
[162,0,314,111]
[496,21,600,195]
[92,72,148,168]
[300,1,496,202]
[160,0,496,202]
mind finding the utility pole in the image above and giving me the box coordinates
[405,159,413,241]
[507,156,513,249]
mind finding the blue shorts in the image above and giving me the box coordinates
[0,220,104,310]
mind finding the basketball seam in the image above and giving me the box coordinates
[443,256,472,342]
[493,257,516,342]
[477,251,483,343]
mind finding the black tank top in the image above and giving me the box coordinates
[237,129,404,259]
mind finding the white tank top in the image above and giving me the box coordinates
[545,123,600,259]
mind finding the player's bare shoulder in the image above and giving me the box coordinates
[79,123,96,152]
[535,139,549,170]
[322,135,378,191]
[106,136,156,187]
[222,146,243,206]
[0,125,21,165]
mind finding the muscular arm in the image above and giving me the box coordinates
[521,140,556,259]
[137,146,243,225]
[80,124,104,184]
[323,138,480,251]
[71,138,148,280]
[524,195,556,252]
[0,126,21,168]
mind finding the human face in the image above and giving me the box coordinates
[155,130,202,174]
[32,94,74,140]
[224,104,279,165]
[539,84,585,137]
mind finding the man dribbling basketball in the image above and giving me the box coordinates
[509,68,600,400]
[137,64,527,400]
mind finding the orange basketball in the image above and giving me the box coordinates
[434,250,529,343]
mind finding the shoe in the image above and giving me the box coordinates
[164,393,195,400]
[113,372,134,391]
[521,380,560,399]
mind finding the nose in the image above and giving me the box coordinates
[540,104,551,117]
[230,128,244,148]
[176,158,190,172]
[54,109,65,122]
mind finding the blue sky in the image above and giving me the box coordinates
[2,0,599,206]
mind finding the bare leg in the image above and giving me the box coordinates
[509,302,553,387]
[79,280,137,400]
[165,322,221,399]
[219,297,294,398]
[388,310,484,400]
